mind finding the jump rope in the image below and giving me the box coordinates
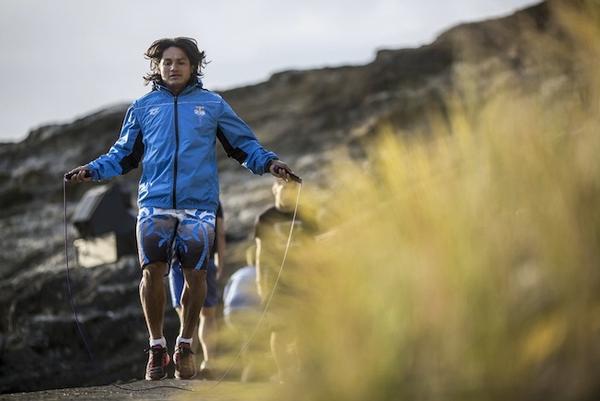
[62,171,302,393]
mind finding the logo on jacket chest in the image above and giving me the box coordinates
[194,105,206,117]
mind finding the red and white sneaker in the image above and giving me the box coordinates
[145,345,170,380]
[173,342,196,379]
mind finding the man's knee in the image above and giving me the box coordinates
[142,262,168,284]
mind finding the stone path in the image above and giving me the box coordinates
[0,380,271,401]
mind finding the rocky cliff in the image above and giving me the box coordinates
[0,1,581,393]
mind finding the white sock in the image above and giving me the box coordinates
[176,336,193,345]
[149,337,167,348]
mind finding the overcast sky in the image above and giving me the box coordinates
[0,0,538,142]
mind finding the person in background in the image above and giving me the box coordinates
[223,245,263,381]
[254,179,314,383]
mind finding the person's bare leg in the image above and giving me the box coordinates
[270,329,297,383]
[199,306,217,370]
[176,306,201,362]
[139,262,168,340]
[180,268,207,339]
[175,306,183,327]
[173,268,207,379]
[173,268,206,379]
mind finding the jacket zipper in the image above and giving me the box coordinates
[172,96,179,209]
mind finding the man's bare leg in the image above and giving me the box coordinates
[173,268,207,379]
[175,307,201,361]
[140,262,168,340]
[140,262,170,380]
[180,268,207,338]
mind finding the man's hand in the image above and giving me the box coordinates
[268,160,301,183]
[65,166,92,183]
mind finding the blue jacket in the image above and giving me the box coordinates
[87,81,278,213]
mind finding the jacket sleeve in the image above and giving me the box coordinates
[87,104,144,180]
[216,98,278,175]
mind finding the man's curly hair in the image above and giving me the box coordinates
[143,37,207,86]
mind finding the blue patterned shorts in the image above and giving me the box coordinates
[136,207,215,270]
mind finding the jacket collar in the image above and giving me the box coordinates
[153,78,203,96]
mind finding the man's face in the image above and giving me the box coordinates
[159,46,193,93]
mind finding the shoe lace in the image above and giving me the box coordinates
[178,344,193,355]
[176,344,194,367]
[145,346,166,369]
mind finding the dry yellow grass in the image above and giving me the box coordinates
[182,2,600,400]
[283,3,600,401]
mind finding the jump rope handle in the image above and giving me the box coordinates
[288,171,303,184]
[274,166,302,184]
[64,169,91,181]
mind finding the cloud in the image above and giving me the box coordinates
[0,0,538,141]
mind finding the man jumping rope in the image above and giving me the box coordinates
[65,37,297,381]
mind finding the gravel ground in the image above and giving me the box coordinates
[0,380,272,401]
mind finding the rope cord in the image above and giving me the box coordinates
[63,180,95,362]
